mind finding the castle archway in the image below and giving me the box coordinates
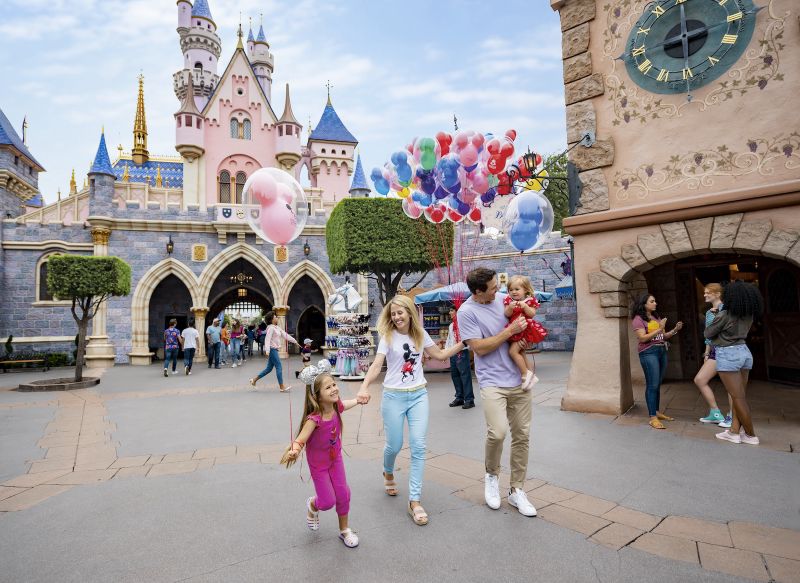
[129,258,200,365]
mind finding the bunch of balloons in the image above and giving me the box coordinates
[242,168,309,245]
[373,129,555,252]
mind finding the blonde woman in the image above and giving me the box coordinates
[695,284,726,424]
[356,295,466,526]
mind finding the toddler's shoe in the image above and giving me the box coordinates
[522,371,534,391]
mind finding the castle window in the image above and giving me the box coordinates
[14,156,19,166]
[235,172,246,204]
[35,252,70,305]
[194,62,202,72]
[196,118,202,129]
[242,119,251,140]
[286,126,292,136]
[177,117,182,128]
[278,126,283,137]
[321,148,326,154]
[341,150,346,155]
[230,118,239,138]
[219,170,231,203]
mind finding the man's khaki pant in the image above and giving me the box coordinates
[480,386,532,490]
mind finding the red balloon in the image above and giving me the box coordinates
[467,206,482,223]
[505,129,517,141]
[496,173,512,195]
[425,204,447,224]
[436,132,452,156]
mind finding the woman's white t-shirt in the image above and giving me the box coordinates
[377,330,435,390]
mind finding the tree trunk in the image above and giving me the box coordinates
[74,318,89,382]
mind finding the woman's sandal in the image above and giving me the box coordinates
[408,502,429,526]
[383,472,398,496]
[339,528,359,548]
[649,418,666,430]
[279,386,292,393]
[305,496,319,531]
[656,412,674,421]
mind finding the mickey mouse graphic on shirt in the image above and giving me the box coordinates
[400,343,420,382]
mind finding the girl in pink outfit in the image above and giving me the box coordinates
[503,275,547,391]
[282,361,362,548]
[249,311,300,392]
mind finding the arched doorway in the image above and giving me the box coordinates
[148,274,193,360]
[286,275,325,355]
[206,258,275,333]
[641,254,800,385]
[296,306,326,355]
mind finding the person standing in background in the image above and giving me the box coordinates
[444,306,474,409]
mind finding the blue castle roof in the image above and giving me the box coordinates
[350,154,369,191]
[247,27,254,42]
[26,193,44,207]
[256,24,267,43]
[309,102,357,144]
[89,132,115,177]
[112,159,184,189]
[0,107,44,169]
[191,0,214,21]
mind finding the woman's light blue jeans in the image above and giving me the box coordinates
[639,345,667,417]
[256,347,283,385]
[231,338,242,364]
[381,387,429,502]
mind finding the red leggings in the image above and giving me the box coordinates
[309,455,350,516]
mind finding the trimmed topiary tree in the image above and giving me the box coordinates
[326,198,454,305]
[47,255,131,381]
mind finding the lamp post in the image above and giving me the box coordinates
[303,239,311,257]
[166,234,174,255]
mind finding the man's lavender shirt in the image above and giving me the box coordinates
[457,293,522,389]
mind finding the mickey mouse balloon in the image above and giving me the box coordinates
[242,168,309,245]
[502,190,554,253]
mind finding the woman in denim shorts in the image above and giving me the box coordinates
[704,281,764,445]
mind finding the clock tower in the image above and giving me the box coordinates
[551,0,800,414]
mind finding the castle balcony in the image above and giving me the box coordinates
[173,69,220,101]
[178,27,221,58]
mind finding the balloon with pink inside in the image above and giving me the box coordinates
[243,168,309,245]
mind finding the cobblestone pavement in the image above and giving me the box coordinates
[0,353,797,582]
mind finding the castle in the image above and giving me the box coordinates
[0,0,373,367]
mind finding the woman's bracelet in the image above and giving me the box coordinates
[292,440,305,451]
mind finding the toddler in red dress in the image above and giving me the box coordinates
[503,275,547,391]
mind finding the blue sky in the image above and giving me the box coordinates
[0,0,566,204]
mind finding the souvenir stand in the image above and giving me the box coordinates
[325,282,371,381]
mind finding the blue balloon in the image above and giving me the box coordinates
[370,168,390,196]
[416,168,437,195]
[433,185,449,200]
[413,191,432,207]
[391,151,413,184]
[436,155,461,195]
[509,222,540,253]
[480,187,497,206]
[447,195,470,215]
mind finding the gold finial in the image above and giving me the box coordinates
[69,169,77,195]
[155,165,163,187]
[132,74,149,165]
[236,14,244,49]
[122,163,130,182]
[326,80,332,105]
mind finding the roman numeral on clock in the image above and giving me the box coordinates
[632,45,646,56]
[722,34,738,44]
[638,59,653,74]
[657,69,669,81]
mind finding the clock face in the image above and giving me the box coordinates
[623,0,759,95]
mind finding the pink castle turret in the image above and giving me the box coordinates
[248,19,274,103]
[173,0,221,112]
[275,84,302,171]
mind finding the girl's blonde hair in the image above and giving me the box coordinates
[280,372,341,468]
[377,294,424,350]
[704,283,723,296]
[508,275,534,298]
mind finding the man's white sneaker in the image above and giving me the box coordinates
[232,363,237,368]
[739,429,760,445]
[508,488,537,517]
[716,430,741,444]
[484,473,501,510]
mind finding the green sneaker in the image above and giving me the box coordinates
[700,409,724,423]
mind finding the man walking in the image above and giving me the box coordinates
[457,267,537,517]
[163,319,182,377]
[206,317,222,369]
[181,318,199,375]
[444,306,475,409]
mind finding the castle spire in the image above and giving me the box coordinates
[22,115,28,145]
[279,83,299,124]
[132,74,149,165]
[69,169,77,195]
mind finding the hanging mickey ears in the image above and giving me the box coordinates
[298,359,332,385]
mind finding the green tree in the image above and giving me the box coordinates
[47,255,131,381]
[541,151,570,232]
[326,198,454,305]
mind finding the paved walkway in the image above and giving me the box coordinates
[0,353,798,582]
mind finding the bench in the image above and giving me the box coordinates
[0,359,50,373]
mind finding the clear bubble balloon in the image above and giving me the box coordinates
[243,168,309,245]
[501,191,554,253]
